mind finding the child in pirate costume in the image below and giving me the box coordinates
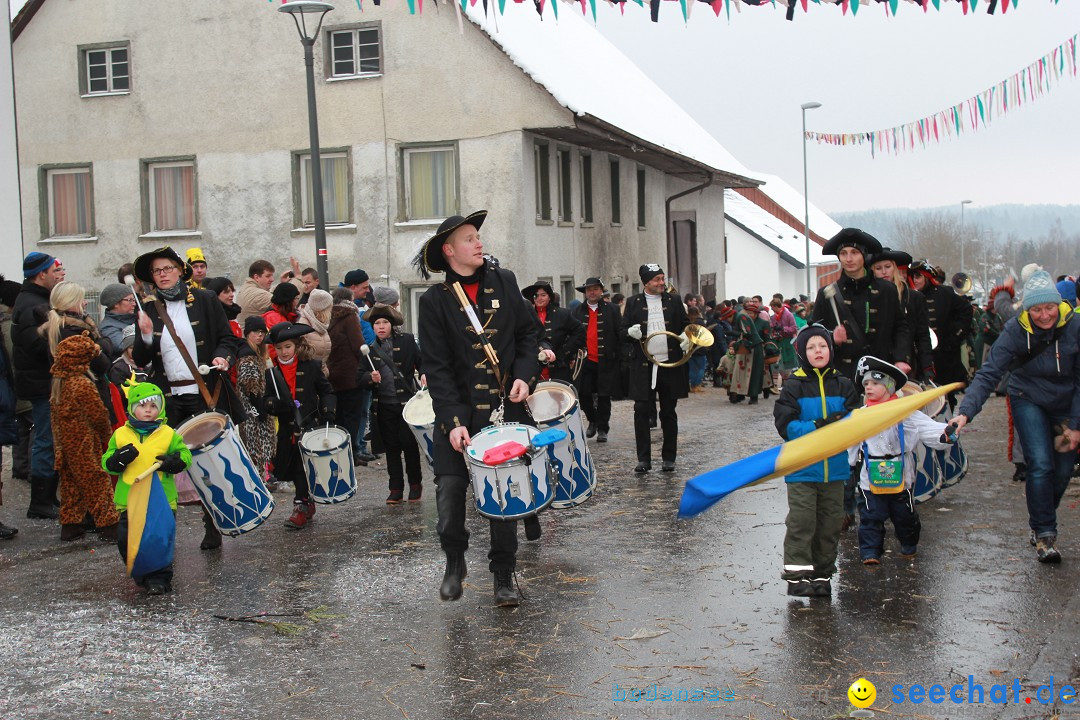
[102,383,191,595]
[849,356,954,565]
[263,321,336,530]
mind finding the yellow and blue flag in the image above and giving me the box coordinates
[678,383,961,518]
[126,469,175,578]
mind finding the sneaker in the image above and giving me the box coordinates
[386,492,403,505]
[408,484,422,502]
[284,501,309,530]
[1035,536,1062,564]
[862,557,881,566]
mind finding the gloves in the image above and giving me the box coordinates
[627,325,644,341]
[155,452,188,474]
[922,364,936,382]
[814,410,847,429]
[274,398,298,415]
[678,333,690,354]
[105,443,139,472]
[321,410,336,426]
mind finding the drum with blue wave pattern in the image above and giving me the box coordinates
[176,412,275,536]
[465,423,555,520]
[912,439,967,505]
[403,389,436,471]
[525,381,596,509]
[300,425,358,504]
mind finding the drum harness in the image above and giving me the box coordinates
[449,281,508,425]
[152,297,223,410]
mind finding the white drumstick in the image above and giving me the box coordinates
[360,344,378,372]
[123,274,145,315]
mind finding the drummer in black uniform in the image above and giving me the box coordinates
[523,281,585,385]
[571,277,621,443]
[414,210,540,608]
[871,248,935,381]
[908,259,973,410]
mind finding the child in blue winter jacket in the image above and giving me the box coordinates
[773,324,860,597]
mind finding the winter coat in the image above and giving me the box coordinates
[922,283,973,384]
[50,336,114,484]
[10,280,52,400]
[235,278,272,326]
[773,366,860,484]
[958,302,1080,429]
[359,330,422,403]
[264,358,337,434]
[621,291,690,402]
[100,310,137,359]
[848,410,950,491]
[534,305,585,383]
[904,287,935,380]
[327,303,366,392]
[296,303,332,367]
[810,271,911,380]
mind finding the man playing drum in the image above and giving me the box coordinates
[413,210,540,607]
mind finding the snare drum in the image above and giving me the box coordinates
[300,425,357,504]
[899,381,946,419]
[176,412,275,536]
[403,389,436,471]
[912,440,968,504]
[526,380,596,509]
[464,423,555,520]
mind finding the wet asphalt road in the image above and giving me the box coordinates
[1,390,1078,720]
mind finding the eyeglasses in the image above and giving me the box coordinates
[150,266,179,277]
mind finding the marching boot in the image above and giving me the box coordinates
[493,568,520,607]
[523,515,542,541]
[26,476,59,520]
[200,509,222,550]
[440,551,467,601]
[0,521,18,540]
[97,522,119,543]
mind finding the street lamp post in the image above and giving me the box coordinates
[801,102,822,297]
[279,1,335,286]
[959,199,972,275]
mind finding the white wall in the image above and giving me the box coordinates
[725,221,784,300]
[0,1,22,278]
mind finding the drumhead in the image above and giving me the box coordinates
[176,412,227,450]
[526,386,575,423]
[465,423,536,464]
[300,426,350,452]
[403,390,435,425]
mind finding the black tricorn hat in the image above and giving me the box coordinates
[411,210,487,279]
[575,277,605,293]
[822,228,883,258]
[267,321,314,345]
[362,303,404,327]
[133,246,193,284]
[522,282,555,301]
[855,355,908,389]
[870,247,913,268]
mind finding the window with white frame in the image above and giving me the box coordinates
[145,160,196,232]
[43,166,93,238]
[81,44,129,95]
[403,145,457,221]
[328,24,381,78]
[556,148,572,223]
[299,151,351,226]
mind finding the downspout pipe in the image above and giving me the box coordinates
[665,174,713,291]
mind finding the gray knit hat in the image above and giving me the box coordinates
[100,283,134,310]
[1022,270,1062,310]
[372,285,399,306]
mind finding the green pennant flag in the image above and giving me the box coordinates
[889,0,898,14]
[931,0,940,9]
[589,0,597,21]
[679,0,688,22]
[851,0,859,14]
[407,0,417,14]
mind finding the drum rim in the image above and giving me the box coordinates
[176,411,230,452]
[526,386,578,424]
[299,425,351,450]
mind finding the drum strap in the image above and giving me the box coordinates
[152,297,221,409]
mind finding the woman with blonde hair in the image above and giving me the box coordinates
[870,249,934,381]
[42,281,117,421]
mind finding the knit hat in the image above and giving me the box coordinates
[794,323,835,372]
[306,288,334,313]
[100,283,134,310]
[270,282,300,307]
[244,316,268,335]
[120,324,137,350]
[23,251,56,279]
[343,269,369,287]
[1020,263,1042,285]
[639,264,664,284]
[186,247,207,265]
[1021,270,1062,310]
[372,286,399,306]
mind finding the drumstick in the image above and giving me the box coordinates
[134,462,162,483]
[123,274,146,315]
[360,344,379,373]
[822,284,844,330]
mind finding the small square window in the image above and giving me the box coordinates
[327,25,381,78]
[402,145,457,221]
[298,151,351,226]
[80,43,130,95]
[43,166,93,238]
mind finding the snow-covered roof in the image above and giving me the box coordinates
[725,189,830,268]
[466,5,758,183]
[753,173,842,241]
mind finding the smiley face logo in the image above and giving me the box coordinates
[848,678,876,709]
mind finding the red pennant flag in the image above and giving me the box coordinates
[801,0,808,11]
[961,0,969,12]
[841,0,849,14]
[711,0,723,15]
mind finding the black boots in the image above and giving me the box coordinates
[26,476,59,520]
[440,552,467,601]
[523,515,542,541]
[493,568,520,607]
[0,521,17,540]
[200,509,222,550]
[60,524,85,541]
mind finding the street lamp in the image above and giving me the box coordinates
[279,1,335,286]
[959,199,972,274]
[801,102,822,297]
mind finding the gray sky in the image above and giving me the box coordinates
[12,0,1078,214]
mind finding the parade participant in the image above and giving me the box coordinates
[908,260,971,404]
[571,277,621,442]
[98,283,138,359]
[871,248,934,381]
[524,281,585,385]
[951,270,1080,563]
[204,277,243,338]
[12,252,65,520]
[103,383,191,595]
[235,316,277,491]
[414,210,540,607]
[729,296,767,404]
[810,229,911,381]
[360,303,423,504]
[622,264,690,473]
[51,334,120,542]
[132,246,241,551]
[849,356,953,565]
[263,321,336,530]
[186,248,208,289]
[343,269,377,464]
[769,298,798,387]
[327,287,368,466]
[773,325,859,597]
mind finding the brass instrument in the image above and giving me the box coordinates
[641,323,714,368]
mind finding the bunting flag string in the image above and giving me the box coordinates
[270,0,1062,24]
[805,32,1078,157]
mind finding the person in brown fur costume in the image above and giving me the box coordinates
[50,333,119,542]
